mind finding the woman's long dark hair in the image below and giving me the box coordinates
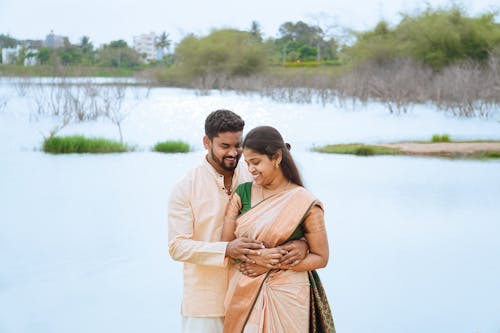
[243,126,303,187]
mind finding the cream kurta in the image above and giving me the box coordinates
[168,157,252,317]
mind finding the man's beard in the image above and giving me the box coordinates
[210,148,240,172]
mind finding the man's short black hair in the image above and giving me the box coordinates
[205,109,245,140]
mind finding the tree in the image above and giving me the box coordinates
[97,44,142,68]
[57,44,82,65]
[15,47,26,65]
[298,45,318,61]
[0,34,17,48]
[346,20,401,65]
[175,29,267,80]
[37,48,52,64]
[79,36,94,54]
[108,40,128,48]
[78,36,95,65]
[156,32,171,54]
[249,21,263,42]
[278,21,323,46]
[274,21,336,62]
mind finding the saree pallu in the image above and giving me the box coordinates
[223,186,335,333]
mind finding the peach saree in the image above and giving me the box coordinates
[223,184,334,333]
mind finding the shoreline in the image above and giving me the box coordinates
[380,142,500,157]
[313,141,500,159]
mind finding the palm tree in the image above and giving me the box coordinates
[156,32,171,57]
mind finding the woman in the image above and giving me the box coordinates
[221,126,335,333]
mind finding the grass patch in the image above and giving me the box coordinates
[312,144,402,156]
[153,140,191,153]
[431,134,451,142]
[475,151,500,159]
[43,135,131,154]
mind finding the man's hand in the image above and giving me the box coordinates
[248,247,287,268]
[278,240,309,267]
[226,237,264,263]
[239,262,269,278]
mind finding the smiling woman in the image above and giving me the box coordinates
[221,125,335,333]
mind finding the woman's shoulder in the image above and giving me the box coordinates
[291,186,322,208]
[291,185,315,197]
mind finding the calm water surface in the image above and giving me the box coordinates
[1,81,499,333]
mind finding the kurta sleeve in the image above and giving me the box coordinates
[221,192,243,240]
[168,180,228,267]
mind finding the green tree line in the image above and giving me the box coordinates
[1,6,500,76]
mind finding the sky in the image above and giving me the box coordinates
[0,0,498,47]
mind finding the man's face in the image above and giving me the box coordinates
[204,131,243,172]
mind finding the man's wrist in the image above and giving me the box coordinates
[224,241,231,258]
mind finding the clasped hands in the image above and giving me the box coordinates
[226,238,309,278]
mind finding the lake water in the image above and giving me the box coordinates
[1,80,500,333]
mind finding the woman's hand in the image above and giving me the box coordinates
[277,240,309,267]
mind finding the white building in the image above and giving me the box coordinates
[133,32,157,62]
[1,46,38,65]
[2,47,18,64]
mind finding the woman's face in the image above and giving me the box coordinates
[243,148,280,186]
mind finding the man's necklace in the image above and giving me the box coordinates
[213,172,233,196]
[225,184,232,196]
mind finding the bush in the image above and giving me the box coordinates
[479,151,500,159]
[153,140,191,153]
[347,6,500,69]
[355,147,375,156]
[43,135,131,154]
[431,134,451,142]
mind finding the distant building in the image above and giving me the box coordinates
[157,48,164,61]
[2,47,18,64]
[1,46,38,65]
[133,32,157,62]
[44,31,65,48]
[24,39,44,49]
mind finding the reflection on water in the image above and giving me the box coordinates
[0,85,499,333]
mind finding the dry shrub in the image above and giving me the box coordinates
[432,56,500,117]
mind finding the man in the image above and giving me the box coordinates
[168,109,307,333]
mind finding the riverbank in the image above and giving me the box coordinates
[313,142,500,159]
[0,64,138,77]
